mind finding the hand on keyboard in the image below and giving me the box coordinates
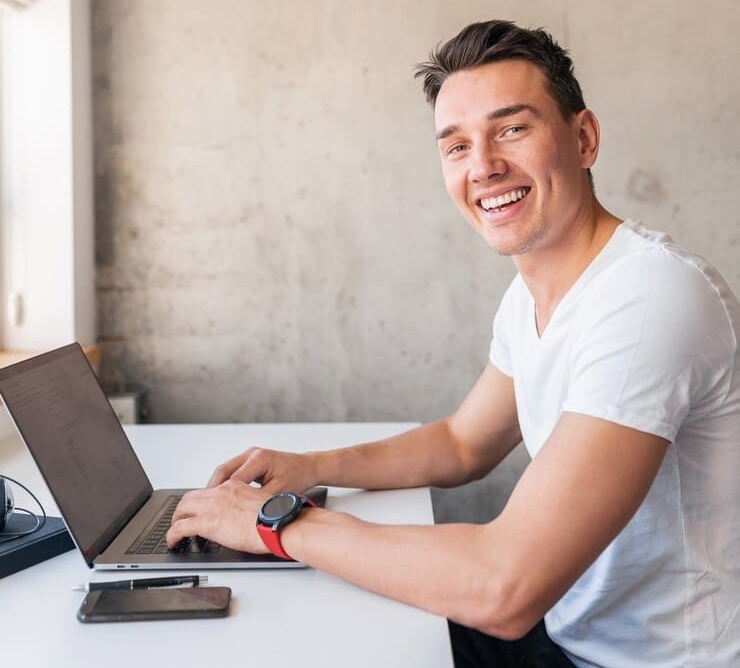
[171,535,219,554]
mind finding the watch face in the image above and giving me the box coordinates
[260,493,300,522]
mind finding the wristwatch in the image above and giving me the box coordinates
[256,492,315,560]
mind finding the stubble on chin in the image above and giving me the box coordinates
[484,219,550,257]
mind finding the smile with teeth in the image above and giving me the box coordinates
[479,187,530,212]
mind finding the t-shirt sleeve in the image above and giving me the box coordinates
[562,251,734,442]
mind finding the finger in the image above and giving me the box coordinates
[230,460,269,485]
[207,453,245,487]
[171,488,216,523]
[165,516,203,548]
[207,448,267,487]
[259,477,289,494]
[214,448,272,487]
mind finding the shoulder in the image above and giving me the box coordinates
[582,221,737,345]
[561,223,738,435]
[604,221,731,294]
[570,222,738,409]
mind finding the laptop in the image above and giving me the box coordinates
[0,343,327,570]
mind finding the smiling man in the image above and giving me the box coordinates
[433,64,604,260]
[167,20,740,668]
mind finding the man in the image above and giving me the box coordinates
[167,20,739,668]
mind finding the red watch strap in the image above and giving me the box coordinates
[257,522,293,560]
[257,495,316,561]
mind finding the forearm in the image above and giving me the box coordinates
[207,419,499,494]
[306,419,481,491]
[294,414,670,639]
[219,364,520,494]
[281,508,532,639]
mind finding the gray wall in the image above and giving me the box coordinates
[93,1,740,522]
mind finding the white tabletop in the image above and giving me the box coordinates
[0,422,454,668]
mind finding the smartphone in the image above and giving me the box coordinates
[77,586,231,623]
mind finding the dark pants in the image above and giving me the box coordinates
[448,619,577,668]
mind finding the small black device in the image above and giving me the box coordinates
[0,477,12,531]
[0,475,46,540]
[0,516,74,578]
[77,585,232,623]
[0,472,70,579]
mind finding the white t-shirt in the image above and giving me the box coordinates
[489,221,740,668]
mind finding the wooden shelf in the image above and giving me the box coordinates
[0,344,100,370]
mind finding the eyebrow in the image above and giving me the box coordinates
[435,103,541,142]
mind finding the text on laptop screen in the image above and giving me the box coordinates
[0,345,152,559]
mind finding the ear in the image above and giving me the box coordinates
[574,109,600,170]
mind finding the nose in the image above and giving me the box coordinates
[468,142,506,183]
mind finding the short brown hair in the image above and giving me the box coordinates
[415,20,586,120]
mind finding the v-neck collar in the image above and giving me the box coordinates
[527,222,628,341]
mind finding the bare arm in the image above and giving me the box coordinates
[168,411,668,639]
[279,413,668,638]
[210,363,522,492]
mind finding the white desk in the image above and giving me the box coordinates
[0,422,454,668]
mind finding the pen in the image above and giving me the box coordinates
[73,574,208,592]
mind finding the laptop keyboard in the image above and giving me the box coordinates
[126,495,221,555]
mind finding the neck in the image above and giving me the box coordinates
[514,201,621,335]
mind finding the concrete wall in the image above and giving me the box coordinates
[92,1,740,522]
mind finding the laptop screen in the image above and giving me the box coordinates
[0,344,152,565]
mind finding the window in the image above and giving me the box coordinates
[0,0,96,439]
[0,4,30,349]
[0,7,8,348]
[0,5,15,439]
[0,4,22,352]
[0,0,95,355]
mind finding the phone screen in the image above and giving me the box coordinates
[77,586,231,623]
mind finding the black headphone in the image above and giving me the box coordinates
[0,475,45,541]
[0,476,14,531]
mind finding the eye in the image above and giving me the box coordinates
[445,143,468,157]
[502,125,527,138]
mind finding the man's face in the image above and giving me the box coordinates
[434,59,595,257]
